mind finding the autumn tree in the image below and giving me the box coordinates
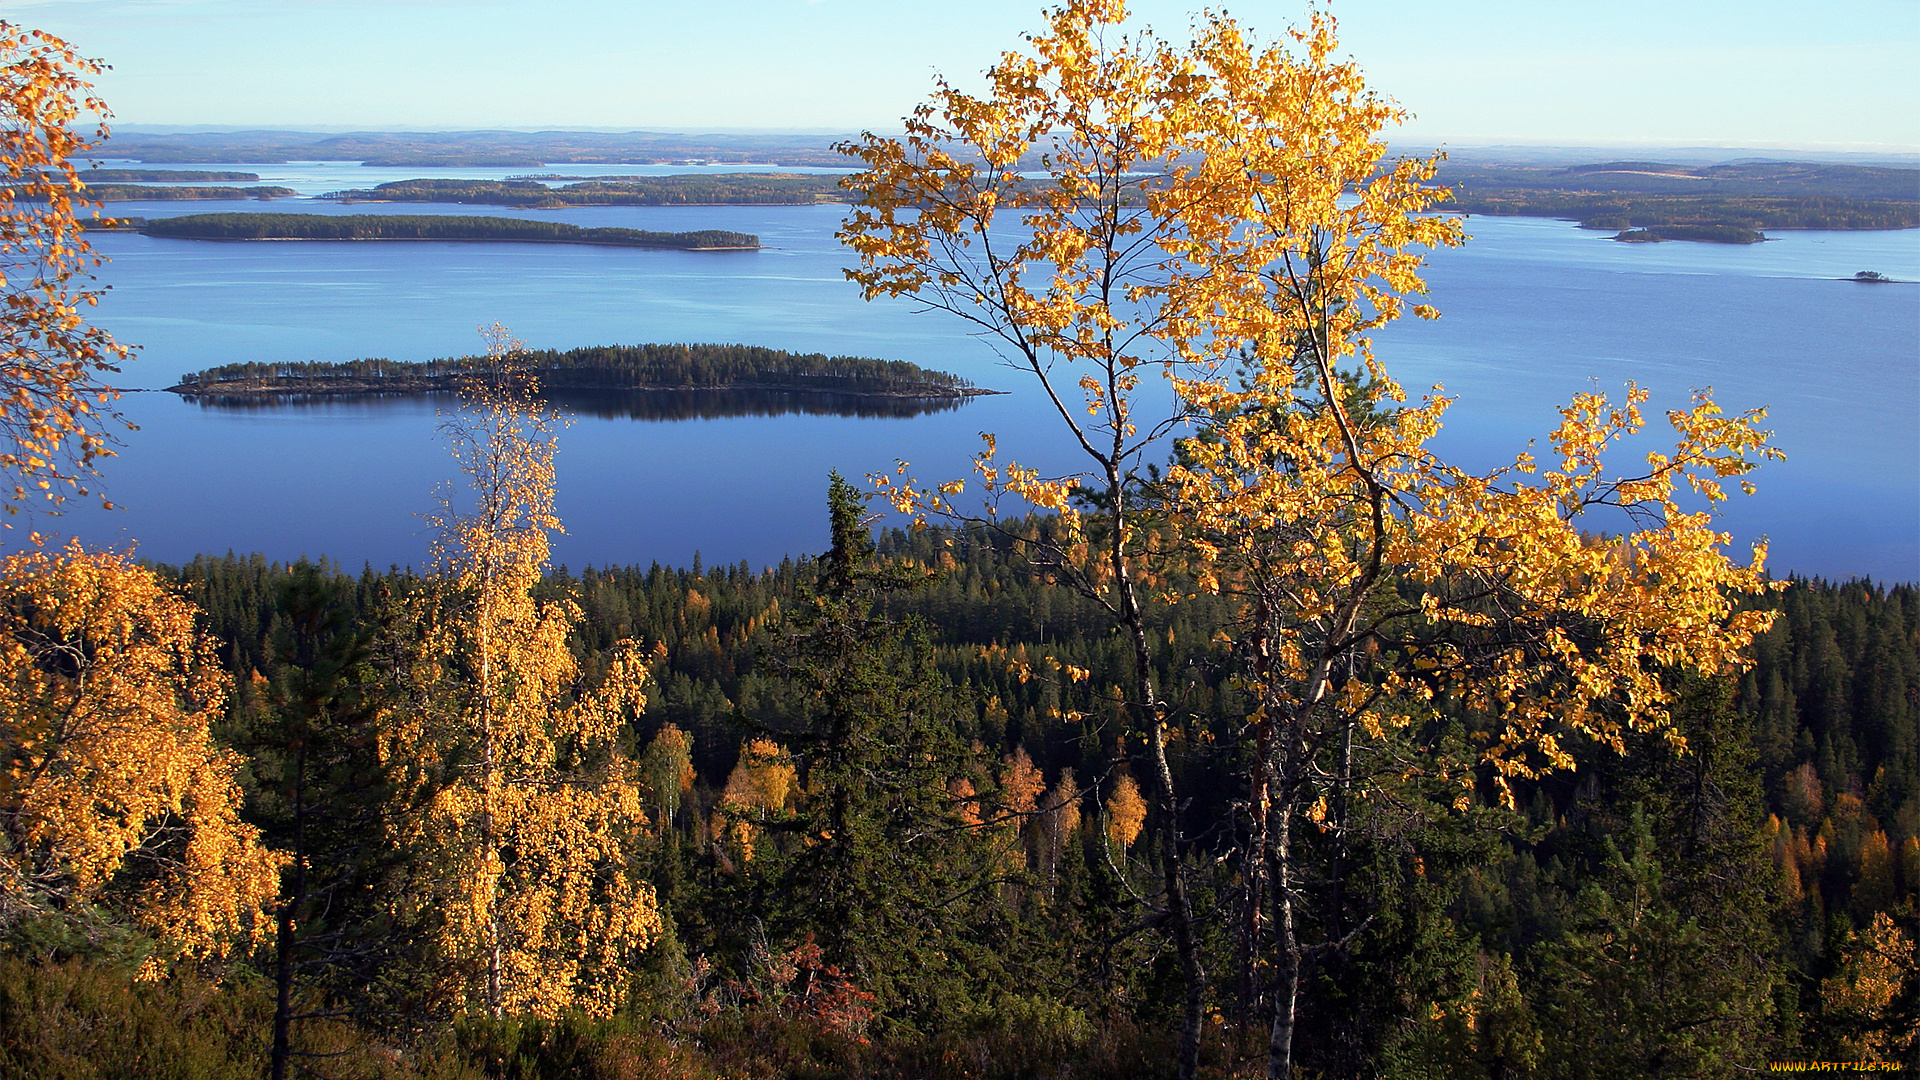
[841,3,1779,1075]
[840,5,1231,1067]
[640,722,695,836]
[1820,911,1918,1062]
[1152,17,1776,1076]
[0,23,133,513]
[1104,772,1146,852]
[717,735,794,861]
[380,328,660,1018]
[0,543,281,972]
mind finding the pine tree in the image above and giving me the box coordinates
[232,562,408,1079]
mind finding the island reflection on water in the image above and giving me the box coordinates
[180,386,976,422]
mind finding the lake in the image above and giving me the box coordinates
[28,179,1920,581]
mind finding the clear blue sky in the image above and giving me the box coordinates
[10,0,1919,150]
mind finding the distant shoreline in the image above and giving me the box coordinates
[139,212,759,250]
[151,235,760,251]
[166,378,1001,400]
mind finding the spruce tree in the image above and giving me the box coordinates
[755,473,1014,1029]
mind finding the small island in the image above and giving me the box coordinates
[1612,224,1765,244]
[167,343,996,403]
[140,213,758,250]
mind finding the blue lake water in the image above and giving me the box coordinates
[30,193,1920,582]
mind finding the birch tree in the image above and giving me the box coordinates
[382,328,661,1018]
[0,543,281,972]
[840,4,1780,1075]
[0,22,133,513]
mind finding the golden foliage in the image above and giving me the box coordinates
[842,3,1776,802]
[1168,378,1779,801]
[1854,830,1896,918]
[1039,767,1082,874]
[640,722,695,833]
[950,777,982,828]
[0,543,281,970]
[1104,773,1146,850]
[1821,912,1916,1061]
[382,328,660,1019]
[719,736,795,860]
[1000,746,1044,818]
[724,737,796,814]
[840,13,1778,1069]
[0,23,133,514]
[1145,11,1776,799]
[841,0,1204,538]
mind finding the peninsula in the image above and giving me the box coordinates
[1433,160,1919,241]
[167,343,993,401]
[140,213,758,250]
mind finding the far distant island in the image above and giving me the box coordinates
[1435,160,1919,242]
[167,344,996,403]
[322,174,849,207]
[140,213,758,250]
[90,129,848,167]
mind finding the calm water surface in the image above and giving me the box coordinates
[34,195,1920,581]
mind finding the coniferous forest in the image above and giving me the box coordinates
[0,4,1914,1079]
[80,523,1904,1079]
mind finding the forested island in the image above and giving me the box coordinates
[78,168,261,181]
[168,343,989,401]
[308,162,1916,243]
[1434,160,1920,241]
[85,184,297,200]
[322,173,849,206]
[140,213,759,249]
[1614,224,1766,244]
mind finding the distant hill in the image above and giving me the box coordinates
[1440,160,1919,200]
[1432,160,1919,236]
[92,129,852,167]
